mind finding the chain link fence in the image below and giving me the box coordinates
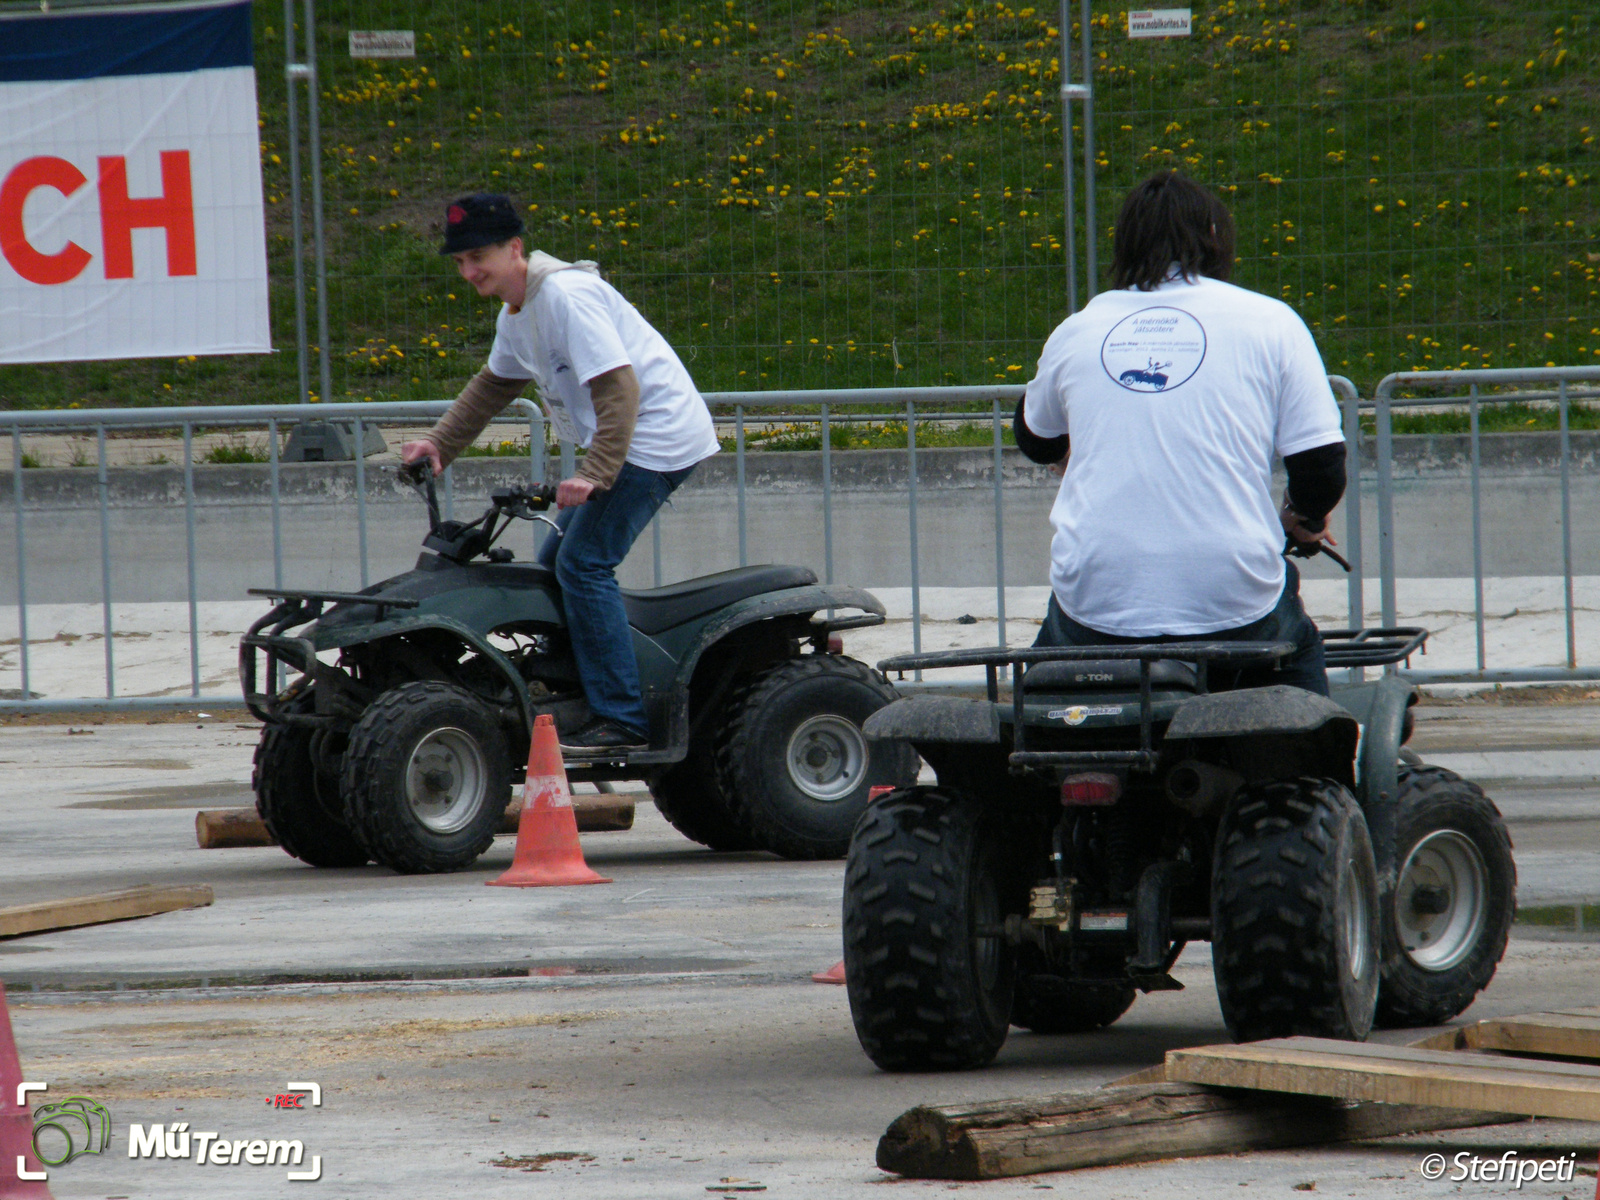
[0,0,1594,412]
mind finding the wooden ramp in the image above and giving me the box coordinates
[1464,1009,1600,1059]
[1166,1035,1600,1122]
[0,884,214,939]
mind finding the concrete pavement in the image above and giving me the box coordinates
[1,702,1597,1197]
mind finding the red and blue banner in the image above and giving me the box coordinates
[0,1,270,363]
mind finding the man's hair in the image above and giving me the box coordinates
[1110,171,1235,291]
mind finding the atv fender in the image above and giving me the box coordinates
[671,584,886,693]
[1166,685,1359,790]
[863,696,1001,744]
[318,613,534,730]
[1328,674,1417,892]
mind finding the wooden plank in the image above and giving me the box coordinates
[194,796,636,850]
[0,885,214,939]
[196,808,275,848]
[877,1081,1514,1180]
[1166,1036,1600,1121]
[504,794,635,834]
[1467,1013,1600,1060]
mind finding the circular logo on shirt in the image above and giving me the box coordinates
[1100,307,1207,393]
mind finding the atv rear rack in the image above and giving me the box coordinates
[879,642,1297,774]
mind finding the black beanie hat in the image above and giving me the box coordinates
[439,193,525,254]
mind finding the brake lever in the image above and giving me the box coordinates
[1284,534,1351,573]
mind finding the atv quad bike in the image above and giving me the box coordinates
[843,630,1515,1071]
[240,466,916,874]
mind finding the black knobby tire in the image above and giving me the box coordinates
[1374,765,1516,1028]
[650,743,757,852]
[1212,778,1380,1043]
[843,786,1017,1071]
[252,698,369,869]
[1011,977,1137,1034]
[715,655,918,860]
[340,681,512,874]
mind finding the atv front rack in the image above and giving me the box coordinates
[879,642,1298,774]
[240,587,419,723]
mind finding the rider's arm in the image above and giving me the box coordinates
[416,367,531,469]
[575,365,641,490]
[1282,441,1346,533]
[1013,395,1069,465]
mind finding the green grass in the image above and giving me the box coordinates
[203,438,272,464]
[1367,400,1600,434]
[0,0,1594,415]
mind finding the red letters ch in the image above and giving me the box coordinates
[98,150,197,279]
[0,156,92,285]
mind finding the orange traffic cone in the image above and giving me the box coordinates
[487,715,611,888]
[811,961,846,985]
[1,980,53,1197]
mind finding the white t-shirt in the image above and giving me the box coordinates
[1022,274,1343,637]
[486,270,719,473]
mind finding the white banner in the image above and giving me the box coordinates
[1128,9,1193,38]
[0,2,269,363]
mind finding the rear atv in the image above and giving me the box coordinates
[241,468,916,873]
[844,632,1515,1071]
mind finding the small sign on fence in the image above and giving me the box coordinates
[1128,9,1192,38]
[349,30,415,58]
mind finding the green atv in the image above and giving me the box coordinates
[844,632,1516,1070]
[240,466,916,874]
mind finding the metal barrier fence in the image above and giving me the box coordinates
[2,368,1597,711]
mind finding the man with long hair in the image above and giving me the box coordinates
[1013,170,1346,692]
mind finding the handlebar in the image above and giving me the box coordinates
[396,462,558,563]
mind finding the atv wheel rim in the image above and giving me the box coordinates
[1396,830,1488,971]
[403,727,487,835]
[1340,840,1374,984]
[785,714,867,802]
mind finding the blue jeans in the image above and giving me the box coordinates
[538,461,695,734]
[1033,561,1329,696]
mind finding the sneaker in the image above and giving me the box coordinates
[559,718,649,755]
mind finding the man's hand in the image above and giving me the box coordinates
[556,477,596,509]
[400,439,443,477]
[1280,501,1337,548]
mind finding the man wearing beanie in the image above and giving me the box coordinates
[400,193,719,754]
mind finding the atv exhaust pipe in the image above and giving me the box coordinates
[1165,760,1244,817]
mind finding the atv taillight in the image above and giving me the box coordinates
[826,634,844,654]
[1060,772,1121,806]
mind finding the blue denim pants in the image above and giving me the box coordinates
[1033,560,1329,696]
[538,461,695,734]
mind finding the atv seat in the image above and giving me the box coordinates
[621,565,817,635]
[1022,658,1199,693]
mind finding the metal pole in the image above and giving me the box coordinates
[820,402,833,584]
[1376,388,1396,628]
[1058,0,1082,314]
[1078,0,1098,299]
[355,416,368,588]
[97,425,115,698]
[907,400,921,680]
[302,0,332,404]
[269,417,284,693]
[11,429,27,702]
[1469,386,1485,672]
[736,405,747,567]
[652,515,662,587]
[1559,378,1575,668]
[992,398,1008,651]
[443,463,454,522]
[269,418,283,588]
[283,0,310,405]
[183,424,200,697]
[1340,383,1363,634]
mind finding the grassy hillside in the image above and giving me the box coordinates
[0,0,1594,412]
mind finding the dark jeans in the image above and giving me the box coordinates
[1033,561,1329,696]
[538,461,695,734]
